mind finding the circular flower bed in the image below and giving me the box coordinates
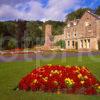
[18,65,100,95]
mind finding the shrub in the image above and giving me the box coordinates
[55,40,66,48]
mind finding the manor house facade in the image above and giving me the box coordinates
[44,10,100,51]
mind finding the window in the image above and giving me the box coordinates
[67,33,70,38]
[81,40,83,48]
[87,39,90,48]
[84,39,87,48]
[74,33,76,37]
[85,22,90,26]
[68,41,70,46]
[72,41,74,47]
[88,39,90,43]
[73,22,76,25]
[67,24,70,27]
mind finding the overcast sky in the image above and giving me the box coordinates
[0,0,100,21]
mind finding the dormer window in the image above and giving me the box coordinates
[85,22,90,26]
[67,24,70,27]
[73,22,77,25]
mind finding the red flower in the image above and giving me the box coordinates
[18,65,100,95]
[85,87,97,95]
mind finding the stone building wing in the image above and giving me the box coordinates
[44,10,100,51]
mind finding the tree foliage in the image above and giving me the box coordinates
[65,7,100,21]
[95,6,100,15]
[25,21,44,48]
[0,6,100,50]
[66,8,91,21]
[0,20,44,50]
[55,40,66,48]
[45,20,66,36]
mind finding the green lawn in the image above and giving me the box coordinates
[0,55,100,100]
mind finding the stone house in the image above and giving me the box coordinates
[44,10,100,51]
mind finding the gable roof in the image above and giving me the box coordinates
[87,10,100,19]
[65,10,100,28]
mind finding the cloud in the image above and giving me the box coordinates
[0,1,44,21]
[0,0,31,6]
[43,0,81,21]
[0,0,98,21]
[0,5,22,20]
[15,1,44,20]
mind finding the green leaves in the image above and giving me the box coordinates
[66,8,91,21]
[95,6,100,15]
[55,40,66,48]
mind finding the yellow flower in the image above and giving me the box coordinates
[32,79,38,84]
[65,78,75,88]
[66,65,70,68]
[75,66,80,70]
[48,64,52,66]
[84,75,88,79]
[80,81,85,84]
[77,74,82,79]
[81,66,90,73]
[43,77,48,82]
[75,70,80,73]
[53,81,59,85]
[81,66,86,69]
[51,70,60,74]
[98,86,100,89]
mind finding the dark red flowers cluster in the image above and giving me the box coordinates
[18,65,100,95]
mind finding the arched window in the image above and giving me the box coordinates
[81,40,83,48]
[72,41,74,48]
[68,41,70,46]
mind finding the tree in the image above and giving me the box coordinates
[66,8,91,21]
[44,21,66,36]
[24,21,44,48]
[7,39,16,50]
[0,22,18,50]
[16,20,27,48]
[55,40,66,48]
[95,6,100,15]
[0,33,3,50]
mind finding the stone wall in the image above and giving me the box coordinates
[77,11,97,38]
[63,11,100,50]
[53,34,65,43]
[44,11,100,51]
[44,24,52,47]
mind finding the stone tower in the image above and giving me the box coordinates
[44,24,52,48]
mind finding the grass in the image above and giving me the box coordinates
[0,55,100,100]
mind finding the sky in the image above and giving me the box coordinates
[0,0,100,21]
